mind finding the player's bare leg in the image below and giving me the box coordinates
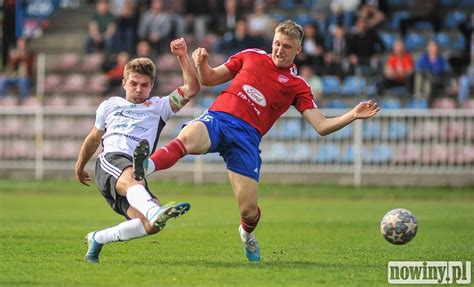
[229,171,261,262]
[133,121,211,180]
[85,167,190,263]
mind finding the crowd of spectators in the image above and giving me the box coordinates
[1,0,473,108]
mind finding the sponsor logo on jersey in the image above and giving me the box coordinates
[278,75,289,83]
[242,84,267,107]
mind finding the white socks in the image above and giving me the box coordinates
[94,218,148,244]
[146,159,155,175]
[126,184,159,219]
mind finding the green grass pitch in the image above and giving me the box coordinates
[0,180,473,286]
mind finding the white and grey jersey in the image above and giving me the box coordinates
[95,92,176,156]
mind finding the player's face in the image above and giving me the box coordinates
[271,32,302,68]
[122,72,154,104]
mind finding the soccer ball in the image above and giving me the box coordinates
[380,208,418,245]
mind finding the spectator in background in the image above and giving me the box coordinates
[378,40,414,95]
[298,23,325,67]
[215,0,243,36]
[138,0,172,54]
[104,51,130,96]
[0,37,36,101]
[112,0,139,54]
[328,0,360,31]
[168,0,187,37]
[246,1,275,44]
[325,25,347,67]
[300,65,323,101]
[399,0,441,37]
[317,52,345,79]
[218,19,266,55]
[183,0,216,42]
[85,0,116,54]
[347,18,384,74]
[357,0,386,30]
[135,40,156,60]
[414,40,448,101]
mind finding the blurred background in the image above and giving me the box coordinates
[0,0,473,186]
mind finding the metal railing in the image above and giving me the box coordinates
[0,106,473,186]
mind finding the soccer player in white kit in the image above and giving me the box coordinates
[75,38,199,263]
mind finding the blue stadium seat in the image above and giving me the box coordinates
[380,97,402,109]
[211,81,230,95]
[293,13,314,26]
[434,32,451,49]
[443,11,467,29]
[367,144,393,164]
[379,31,397,50]
[302,122,319,139]
[406,98,428,109]
[363,121,382,139]
[280,0,295,9]
[328,125,353,140]
[341,145,354,164]
[452,31,466,51]
[404,32,426,51]
[389,11,410,30]
[314,144,340,163]
[288,143,312,162]
[386,121,408,140]
[341,76,367,96]
[279,119,302,139]
[322,76,341,95]
[324,99,348,109]
[197,95,215,108]
[272,12,286,23]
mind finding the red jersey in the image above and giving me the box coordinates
[386,52,413,82]
[209,49,317,136]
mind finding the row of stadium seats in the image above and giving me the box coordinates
[379,30,466,52]
[178,142,474,165]
[1,114,472,141]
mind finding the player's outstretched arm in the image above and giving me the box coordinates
[303,100,379,136]
[169,38,200,112]
[75,127,104,186]
[192,47,233,86]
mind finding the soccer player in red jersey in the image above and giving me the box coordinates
[133,20,380,261]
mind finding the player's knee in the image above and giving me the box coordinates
[239,204,258,220]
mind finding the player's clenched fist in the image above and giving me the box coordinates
[192,47,209,67]
[170,37,187,56]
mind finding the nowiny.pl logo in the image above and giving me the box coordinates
[388,261,471,284]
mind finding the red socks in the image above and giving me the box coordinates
[149,139,187,172]
[241,206,261,233]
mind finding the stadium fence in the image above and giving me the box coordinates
[1,106,473,186]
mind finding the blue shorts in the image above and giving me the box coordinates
[197,111,262,181]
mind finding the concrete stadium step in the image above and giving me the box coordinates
[30,31,86,54]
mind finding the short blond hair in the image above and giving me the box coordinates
[124,57,156,83]
[275,20,304,45]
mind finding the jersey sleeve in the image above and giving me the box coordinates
[154,95,175,121]
[293,83,318,113]
[223,53,244,76]
[94,100,107,131]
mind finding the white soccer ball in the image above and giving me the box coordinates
[380,208,418,245]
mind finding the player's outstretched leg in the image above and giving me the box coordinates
[84,231,103,263]
[147,202,191,230]
[133,139,149,181]
[238,225,261,262]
